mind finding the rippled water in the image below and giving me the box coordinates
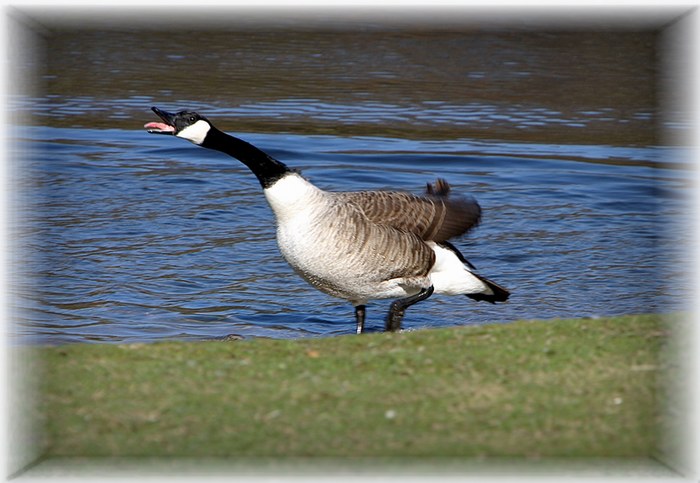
[8,21,692,344]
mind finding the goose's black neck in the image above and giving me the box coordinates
[201,127,291,188]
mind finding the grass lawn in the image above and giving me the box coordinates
[32,313,675,466]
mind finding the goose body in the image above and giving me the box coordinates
[265,173,434,304]
[145,107,509,333]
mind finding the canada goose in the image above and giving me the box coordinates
[145,106,509,333]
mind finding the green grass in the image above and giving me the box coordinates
[37,314,671,459]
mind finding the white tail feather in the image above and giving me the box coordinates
[427,242,491,296]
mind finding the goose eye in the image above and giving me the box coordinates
[189,115,196,123]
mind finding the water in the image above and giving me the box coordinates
[8,24,692,344]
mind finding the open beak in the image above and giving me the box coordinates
[144,106,177,135]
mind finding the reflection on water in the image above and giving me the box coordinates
[9,21,692,344]
[17,28,661,144]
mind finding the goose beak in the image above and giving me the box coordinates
[144,106,177,135]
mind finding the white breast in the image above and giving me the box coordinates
[263,174,341,284]
[263,173,324,222]
[263,174,342,290]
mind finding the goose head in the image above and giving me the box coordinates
[144,106,212,145]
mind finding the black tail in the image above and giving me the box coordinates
[466,272,510,304]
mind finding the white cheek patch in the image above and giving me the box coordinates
[176,120,211,145]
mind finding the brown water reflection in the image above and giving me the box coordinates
[31,25,660,144]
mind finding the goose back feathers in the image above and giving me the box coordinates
[335,187,481,243]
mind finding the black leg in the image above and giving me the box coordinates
[355,305,366,334]
[385,286,435,332]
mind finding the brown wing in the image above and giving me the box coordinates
[334,179,481,242]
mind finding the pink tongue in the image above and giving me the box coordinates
[144,121,175,132]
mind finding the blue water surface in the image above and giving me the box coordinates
[10,125,691,344]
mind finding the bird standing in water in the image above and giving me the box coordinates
[145,107,509,333]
